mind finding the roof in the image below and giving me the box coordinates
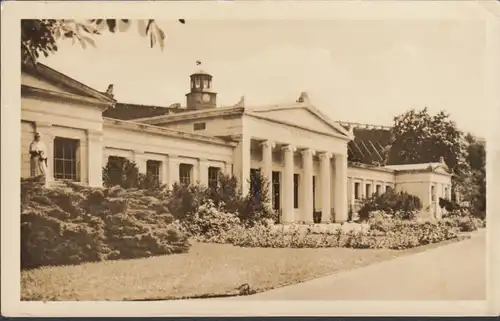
[22,62,116,105]
[338,121,394,165]
[103,102,184,120]
[384,161,451,175]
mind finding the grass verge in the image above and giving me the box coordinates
[21,236,469,301]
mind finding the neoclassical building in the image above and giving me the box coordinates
[20,62,453,223]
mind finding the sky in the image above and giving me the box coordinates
[40,19,487,137]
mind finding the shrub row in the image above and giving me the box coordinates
[21,177,189,269]
[358,190,422,221]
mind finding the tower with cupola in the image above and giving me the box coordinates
[186,68,217,110]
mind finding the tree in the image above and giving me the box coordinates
[388,107,464,171]
[21,19,185,64]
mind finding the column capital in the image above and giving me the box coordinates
[301,148,316,156]
[281,145,296,153]
[319,151,332,159]
[87,129,103,140]
[260,140,276,149]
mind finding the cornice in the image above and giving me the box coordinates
[22,85,114,111]
[103,118,237,147]
[137,107,245,125]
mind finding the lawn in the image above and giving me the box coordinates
[21,237,466,301]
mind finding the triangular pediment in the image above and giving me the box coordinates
[21,62,115,103]
[248,104,351,138]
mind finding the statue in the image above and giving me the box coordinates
[29,132,47,177]
[105,84,114,98]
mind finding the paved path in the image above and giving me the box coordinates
[229,230,486,300]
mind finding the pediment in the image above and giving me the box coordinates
[21,63,114,103]
[433,165,450,174]
[248,105,351,139]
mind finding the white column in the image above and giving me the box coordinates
[233,135,251,196]
[301,148,314,223]
[282,144,296,223]
[35,122,54,186]
[334,153,348,222]
[198,158,209,186]
[133,150,147,174]
[224,161,233,177]
[168,154,179,188]
[261,140,275,207]
[320,152,332,223]
[87,129,103,187]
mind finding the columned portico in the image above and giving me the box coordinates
[282,144,296,223]
[301,148,315,223]
[320,152,332,223]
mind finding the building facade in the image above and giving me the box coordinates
[20,63,453,223]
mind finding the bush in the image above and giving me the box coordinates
[358,190,422,221]
[180,200,242,243]
[166,183,210,220]
[442,215,485,232]
[21,179,189,269]
[102,156,163,190]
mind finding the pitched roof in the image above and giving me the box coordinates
[338,121,394,165]
[22,62,116,104]
[103,102,183,120]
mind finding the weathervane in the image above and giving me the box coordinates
[196,60,202,66]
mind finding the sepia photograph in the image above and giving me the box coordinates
[2,0,500,317]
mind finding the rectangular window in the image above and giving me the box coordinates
[354,182,360,200]
[376,184,381,195]
[365,184,372,198]
[250,168,261,196]
[193,122,206,131]
[293,174,299,209]
[444,187,449,200]
[179,163,193,185]
[146,160,161,184]
[208,166,220,189]
[53,137,79,181]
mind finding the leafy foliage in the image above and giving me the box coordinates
[358,189,422,221]
[21,177,189,269]
[388,108,464,170]
[21,19,185,64]
[102,156,162,190]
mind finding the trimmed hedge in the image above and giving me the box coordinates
[21,177,189,269]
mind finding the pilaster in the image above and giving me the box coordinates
[87,129,103,187]
[168,154,179,188]
[198,158,209,186]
